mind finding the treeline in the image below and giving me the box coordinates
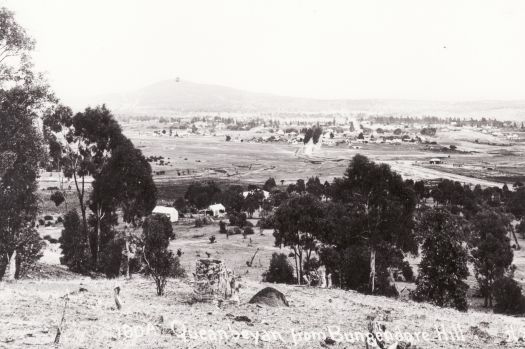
[209,155,525,314]
[370,115,522,128]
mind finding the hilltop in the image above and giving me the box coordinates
[2,275,524,349]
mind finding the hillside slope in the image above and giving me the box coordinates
[1,276,524,348]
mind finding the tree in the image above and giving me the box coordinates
[0,7,36,88]
[89,138,157,266]
[263,177,277,192]
[141,214,183,296]
[0,8,54,280]
[306,176,324,198]
[0,86,49,280]
[331,154,417,293]
[220,185,244,213]
[471,209,513,307]
[243,190,264,218]
[493,277,525,315]
[44,105,126,259]
[413,208,469,311]
[185,181,221,210]
[508,188,525,219]
[59,210,90,273]
[50,191,65,207]
[273,194,324,284]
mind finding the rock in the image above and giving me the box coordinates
[248,287,289,307]
[324,337,336,345]
[234,315,251,323]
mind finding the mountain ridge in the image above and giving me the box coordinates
[68,79,525,120]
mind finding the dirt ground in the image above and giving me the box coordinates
[3,273,525,349]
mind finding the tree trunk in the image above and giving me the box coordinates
[125,240,130,279]
[95,207,103,266]
[298,250,303,285]
[293,250,300,285]
[369,248,376,293]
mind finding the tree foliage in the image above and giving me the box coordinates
[471,209,513,307]
[413,208,469,311]
[141,214,183,295]
[331,154,416,292]
[263,253,296,284]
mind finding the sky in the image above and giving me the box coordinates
[4,0,525,103]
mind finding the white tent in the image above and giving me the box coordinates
[152,206,179,222]
[208,203,226,218]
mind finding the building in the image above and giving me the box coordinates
[242,190,270,199]
[152,206,179,222]
[208,203,226,218]
[429,158,443,165]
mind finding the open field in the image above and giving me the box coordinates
[122,125,525,196]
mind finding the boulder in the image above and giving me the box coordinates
[249,287,289,307]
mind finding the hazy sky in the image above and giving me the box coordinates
[5,0,525,103]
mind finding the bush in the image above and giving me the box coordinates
[263,253,296,284]
[209,235,216,244]
[44,215,53,221]
[243,227,254,235]
[229,211,247,228]
[219,220,227,234]
[56,216,63,223]
[233,227,242,235]
[38,219,45,226]
[195,218,204,228]
[493,277,525,315]
[194,217,211,228]
[50,191,65,207]
[401,261,414,282]
[257,216,275,229]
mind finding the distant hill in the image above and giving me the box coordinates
[70,79,525,120]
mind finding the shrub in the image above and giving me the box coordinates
[245,220,254,227]
[219,220,227,234]
[44,215,53,221]
[50,191,65,207]
[243,227,254,235]
[195,218,204,228]
[229,211,247,228]
[401,261,414,282]
[257,216,274,229]
[209,235,216,244]
[233,227,242,235]
[263,253,296,284]
[194,217,211,228]
[38,219,45,226]
[56,216,64,223]
[493,277,525,315]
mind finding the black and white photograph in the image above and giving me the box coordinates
[2,1,525,348]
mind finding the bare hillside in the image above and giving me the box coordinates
[1,275,524,349]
